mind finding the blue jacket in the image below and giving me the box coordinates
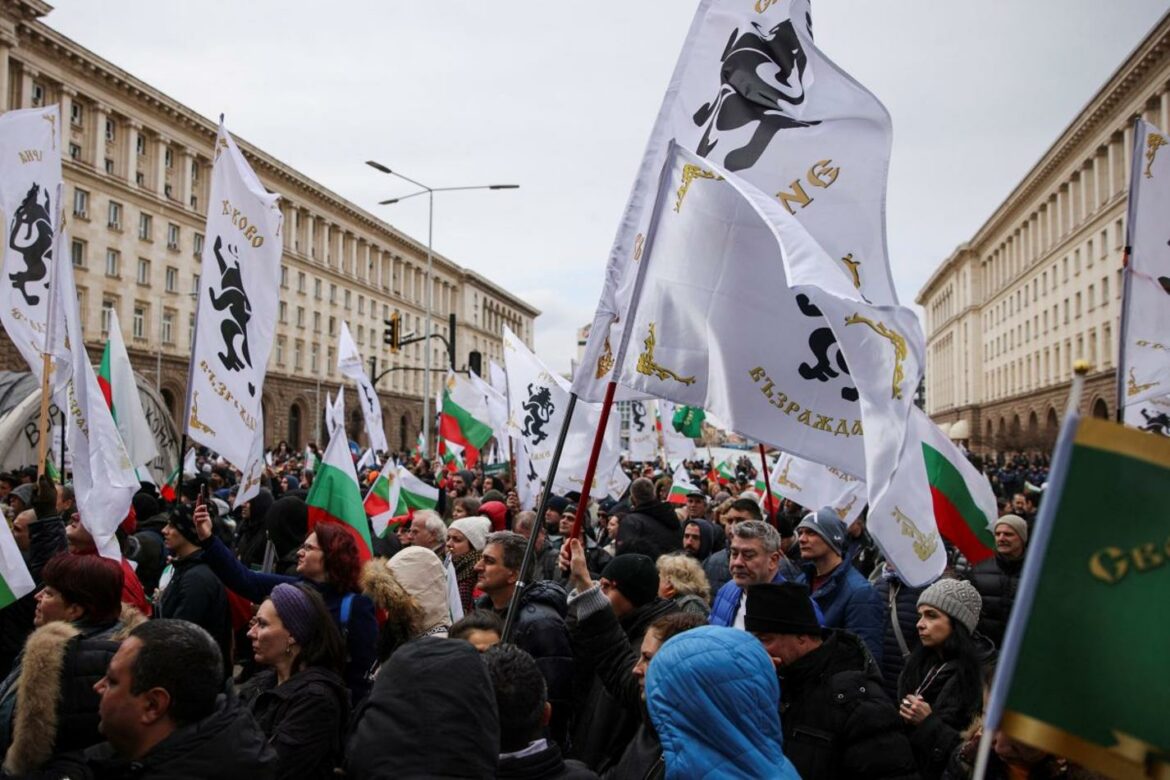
[803,560,885,665]
[645,626,800,780]
[708,567,818,627]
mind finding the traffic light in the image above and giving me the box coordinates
[384,312,401,353]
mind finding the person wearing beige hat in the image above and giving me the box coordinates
[897,577,986,778]
[963,513,1028,646]
[447,515,492,614]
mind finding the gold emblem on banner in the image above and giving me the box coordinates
[844,314,908,399]
[1145,133,1167,178]
[633,233,645,262]
[834,495,858,520]
[840,253,862,290]
[1127,367,1158,397]
[773,460,802,492]
[188,391,216,436]
[595,337,615,379]
[893,506,938,562]
[636,323,696,386]
[674,164,723,212]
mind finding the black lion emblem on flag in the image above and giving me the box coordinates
[693,18,820,172]
[521,384,555,445]
[795,293,858,403]
[208,236,255,395]
[631,401,647,433]
[7,183,53,306]
[1140,409,1170,437]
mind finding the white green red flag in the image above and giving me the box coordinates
[98,308,158,470]
[439,438,466,472]
[440,371,493,467]
[306,402,372,561]
[0,509,34,609]
[364,463,439,537]
[667,463,700,504]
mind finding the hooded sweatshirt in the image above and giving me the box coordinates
[387,547,451,636]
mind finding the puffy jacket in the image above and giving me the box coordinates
[477,581,574,747]
[778,630,919,780]
[898,659,981,778]
[200,534,377,703]
[568,588,677,770]
[154,550,232,678]
[963,553,1023,646]
[804,561,885,665]
[709,568,817,628]
[615,501,682,560]
[873,571,924,699]
[240,666,349,780]
[347,636,498,779]
[645,626,799,780]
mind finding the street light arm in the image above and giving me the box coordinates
[379,184,520,205]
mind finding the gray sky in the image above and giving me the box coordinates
[45,1,1169,373]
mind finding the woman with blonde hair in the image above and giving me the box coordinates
[656,553,711,617]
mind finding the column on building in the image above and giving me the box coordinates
[59,85,76,144]
[180,148,195,208]
[0,28,15,112]
[18,62,34,108]
[127,120,142,187]
[305,212,316,258]
[154,135,168,195]
[91,102,107,171]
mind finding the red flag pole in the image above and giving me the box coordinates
[758,443,778,526]
[567,380,618,541]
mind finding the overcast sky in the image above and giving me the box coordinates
[45,1,1169,373]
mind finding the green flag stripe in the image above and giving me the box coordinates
[922,443,995,548]
[0,575,16,610]
[441,395,493,449]
[306,462,372,552]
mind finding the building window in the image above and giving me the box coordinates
[132,305,147,340]
[344,290,351,308]
[105,249,120,278]
[30,82,44,106]
[167,223,180,250]
[310,343,319,373]
[1102,276,1109,304]
[161,310,175,345]
[276,337,286,366]
[136,258,150,285]
[192,273,200,294]
[280,266,289,289]
[358,295,365,315]
[296,306,305,329]
[70,102,83,126]
[104,158,114,175]
[108,201,122,230]
[279,301,288,324]
[105,118,116,142]
[329,284,337,304]
[297,272,306,293]
[165,266,178,293]
[313,312,321,334]
[188,313,195,347]
[328,316,336,337]
[138,213,152,241]
[73,188,89,218]
[101,299,116,337]
[135,172,145,187]
[68,142,81,161]
[294,342,303,371]
[136,134,146,156]
[71,239,86,268]
[164,148,173,168]
[314,279,322,300]
[193,232,204,257]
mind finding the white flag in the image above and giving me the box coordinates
[574,0,896,404]
[338,321,389,454]
[326,390,345,440]
[469,369,508,456]
[769,451,866,525]
[658,399,698,464]
[489,360,508,398]
[0,106,66,388]
[103,309,159,469]
[1121,119,1170,432]
[626,399,659,462]
[356,447,375,473]
[185,122,282,494]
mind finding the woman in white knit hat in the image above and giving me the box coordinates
[447,515,491,615]
[897,577,986,779]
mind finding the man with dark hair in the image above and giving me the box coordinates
[745,583,918,780]
[44,620,274,776]
[614,477,682,560]
[474,531,573,746]
[485,645,597,779]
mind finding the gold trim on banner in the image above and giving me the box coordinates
[773,460,802,492]
[674,164,723,213]
[840,253,862,289]
[1000,710,1170,780]
[1128,367,1159,398]
[595,336,614,379]
[834,495,857,520]
[1074,416,1170,471]
[188,391,215,436]
[892,506,938,562]
[636,323,696,386]
[633,233,645,262]
[1145,133,1167,179]
[844,313,907,399]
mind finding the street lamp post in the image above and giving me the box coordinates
[365,161,517,457]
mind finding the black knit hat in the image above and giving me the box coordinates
[744,582,822,636]
[165,503,201,546]
[600,554,659,608]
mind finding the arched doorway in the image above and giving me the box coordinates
[289,404,303,450]
[1092,398,1109,419]
[400,413,410,452]
[160,388,176,419]
[349,409,363,445]
[1026,411,1039,449]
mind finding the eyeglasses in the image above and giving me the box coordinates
[298,542,321,553]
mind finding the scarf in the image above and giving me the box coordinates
[453,550,482,615]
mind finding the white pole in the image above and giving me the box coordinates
[421,189,434,458]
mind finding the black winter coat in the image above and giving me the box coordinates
[873,574,925,699]
[898,659,981,779]
[569,595,677,770]
[39,695,276,779]
[964,554,1023,646]
[615,501,682,560]
[779,631,919,780]
[347,636,499,779]
[497,742,598,780]
[155,551,232,678]
[240,667,349,780]
[601,720,664,780]
[702,547,731,594]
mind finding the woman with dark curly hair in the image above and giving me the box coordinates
[193,502,377,702]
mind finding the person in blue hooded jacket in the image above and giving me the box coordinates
[645,625,800,780]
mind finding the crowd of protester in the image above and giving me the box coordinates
[0,440,1099,779]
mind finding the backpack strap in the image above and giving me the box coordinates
[340,592,355,637]
[888,581,912,660]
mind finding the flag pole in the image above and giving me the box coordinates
[501,392,579,643]
[565,380,619,543]
[37,190,66,479]
[1115,116,1143,424]
[757,443,777,523]
[58,411,66,480]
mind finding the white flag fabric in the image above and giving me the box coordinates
[769,451,866,525]
[326,390,345,440]
[51,227,138,559]
[338,321,389,454]
[489,360,508,399]
[469,369,508,456]
[658,399,698,464]
[1121,119,1170,432]
[0,106,66,389]
[626,399,659,462]
[0,514,34,608]
[104,309,159,469]
[356,448,375,473]
[574,0,896,403]
[185,122,282,492]
[514,436,539,510]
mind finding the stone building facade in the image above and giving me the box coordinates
[916,10,1170,454]
[0,0,538,453]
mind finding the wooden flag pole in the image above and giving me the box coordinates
[757,443,778,526]
[35,354,52,478]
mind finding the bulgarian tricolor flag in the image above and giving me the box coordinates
[714,460,736,485]
[0,512,35,609]
[439,371,493,468]
[160,448,196,502]
[97,309,158,471]
[364,463,440,537]
[922,440,996,565]
[753,477,780,515]
[439,438,466,472]
[667,463,700,505]
[307,425,372,561]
